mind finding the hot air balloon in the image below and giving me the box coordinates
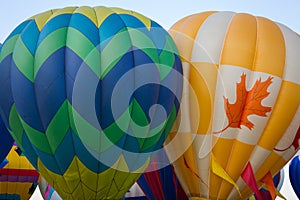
[135,164,188,200]
[165,11,300,200]
[0,144,39,200]
[0,43,14,163]
[289,154,300,198]
[0,6,182,199]
[0,113,14,163]
[130,149,188,200]
[123,149,187,200]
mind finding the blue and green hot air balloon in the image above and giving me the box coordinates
[0,6,182,199]
[0,43,14,163]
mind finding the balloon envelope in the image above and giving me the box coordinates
[289,154,300,198]
[0,115,14,163]
[136,164,188,200]
[166,11,300,199]
[0,43,14,163]
[0,144,39,200]
[0,6,182,199]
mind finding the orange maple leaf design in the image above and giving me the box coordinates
[214,73,273,134]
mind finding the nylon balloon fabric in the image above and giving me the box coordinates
[0,114,14,163]
[0,6,182,199]
[136,164,188,200]
[0,43,14,163]
[166,11,300,200]
[289,154,300,198]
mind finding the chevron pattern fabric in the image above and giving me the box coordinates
[0,6,182,199]
[0,113,14,163]
[0,43,14,163]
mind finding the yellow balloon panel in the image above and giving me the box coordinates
[37,156,148,199]
[166,11,300,200]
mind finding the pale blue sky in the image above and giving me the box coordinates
[1,0,299,199]
[1,0,300,42]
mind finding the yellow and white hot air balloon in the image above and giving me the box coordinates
[165,11,300,200]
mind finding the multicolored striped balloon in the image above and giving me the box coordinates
[136,164,188,200]
[0,6,182,199]
[0,144,39,200]
[132,149,187,200]
[166,11,300,199]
